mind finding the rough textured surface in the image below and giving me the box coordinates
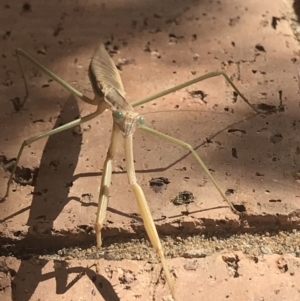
[1,0,300,300]
[2,253,300,301]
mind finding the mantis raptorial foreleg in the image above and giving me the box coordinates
[124,134,175,295]
[94,122,175,296]
[95,122,120,248]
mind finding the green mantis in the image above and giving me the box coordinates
[1,43,259,299]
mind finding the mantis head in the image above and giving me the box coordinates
[104,88,145,137]
[112,109,145,137]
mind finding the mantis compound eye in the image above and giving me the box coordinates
[113,110,124,121]
[137,116,146,127]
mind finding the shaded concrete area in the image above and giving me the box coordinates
[1,0,300,300]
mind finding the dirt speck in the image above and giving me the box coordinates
[149,177,170,193]
[276,257,288,273]
[255,44,266,52]
[172,191,194,206]
[270,133,283,144]
[222,253,240,278]
[232,148,238,159]
[188,90,208,103]
[256,103,277,113]
[22,2,31,13]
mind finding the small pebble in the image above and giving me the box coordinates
[123,253,132,260]
[183,260,199,271]
[183,249,209,258]
[261,246,272,255]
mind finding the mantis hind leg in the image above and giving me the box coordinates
[139,125,241,216]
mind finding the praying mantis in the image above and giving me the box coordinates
[1,43,259,299]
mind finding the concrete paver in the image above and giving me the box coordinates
[1,0,300,300]
[2,252,300,301]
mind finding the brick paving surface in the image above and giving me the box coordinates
[1,0,300,300]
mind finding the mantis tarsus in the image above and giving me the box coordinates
[1,43,259,299]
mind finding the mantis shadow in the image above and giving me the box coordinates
[12,260,119,301]
[10,95,118,301]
